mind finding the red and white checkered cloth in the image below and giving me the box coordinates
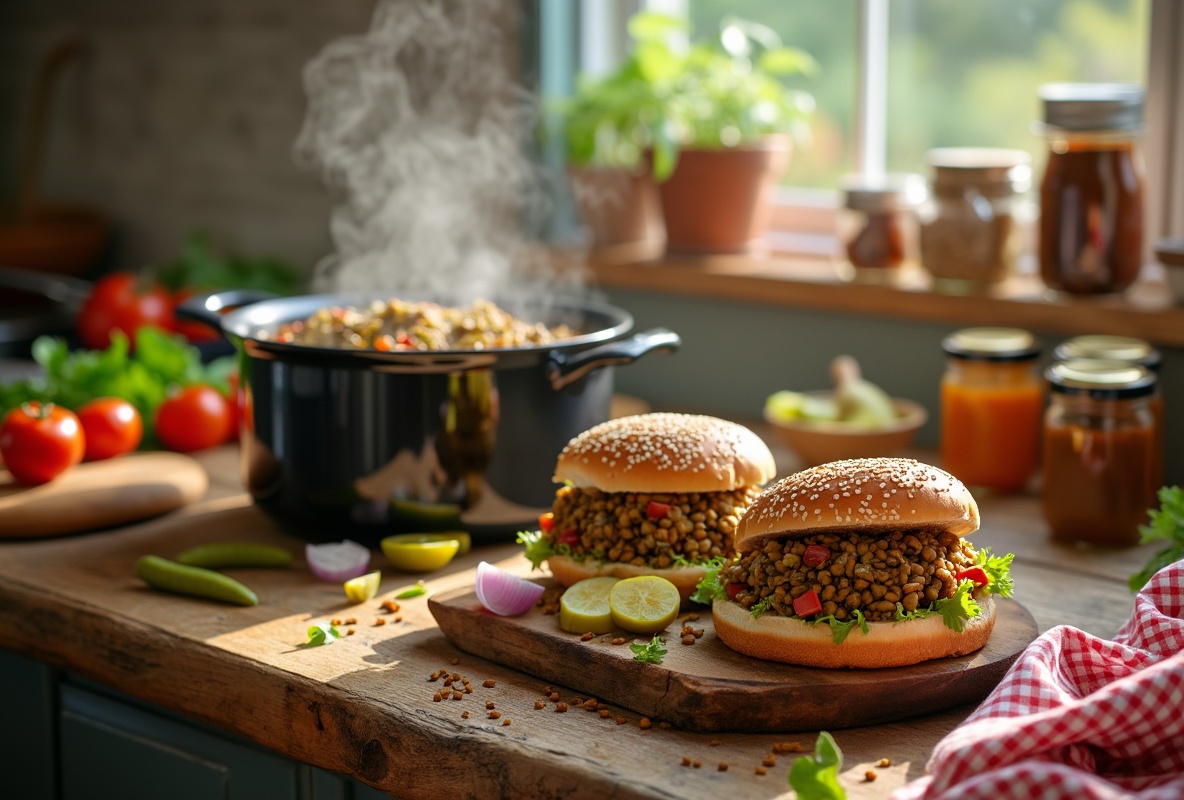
[892,560,1184,800]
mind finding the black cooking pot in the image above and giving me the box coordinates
[180,291,679,545]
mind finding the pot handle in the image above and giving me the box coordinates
[175,288,277,334]
[546,328,681,391]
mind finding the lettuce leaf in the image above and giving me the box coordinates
[934,580,981,633]
[976,548,1015,597]
[515,530,554,570]
[1130,486,1184,591]
[750,596,775,618]
[788,731,846,800]
[809,609,869,644]
[688,555,729,605]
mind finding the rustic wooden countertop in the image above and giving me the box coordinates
[0,443,1163,800]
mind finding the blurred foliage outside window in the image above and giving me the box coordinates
[687,0,1149,193]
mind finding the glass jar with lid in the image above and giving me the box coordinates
[1036,83,1146,295]
[836,173,926,284]
[1042,359,1157,547]
[940,327,1044,493]
[918,148,1032,293]
[1052,335,1164,505]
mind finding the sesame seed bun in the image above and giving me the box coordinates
[735,457,979,553]
[712,594,996,668]
[547,554,708,602]
[553,413,777,494]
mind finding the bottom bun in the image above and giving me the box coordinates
[547,554,707,602]
[711,595,996,669]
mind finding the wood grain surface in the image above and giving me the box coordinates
[0,445,1165,800]
[0,451,209,538]
[430,583,1038,733]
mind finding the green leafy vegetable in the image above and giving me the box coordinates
[394,581,427,599]
[629,635,667,664]
[156,231,304,296]
[894,603,936,623]
[934,581,981,633]
[516,530,554,570]
[750,596,775,618]
[976,548,1015,597]
[688,556,729,605]
[1130,486,1184,591]
[306,622,341,646]
[0,329,233,445]
[809,609,869,645]
[788,731,846,800]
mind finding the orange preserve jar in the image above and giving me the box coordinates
[940,328,1044,492]
[1052,334,1164,505]
[1036,83,1145,295]
[1042,360,1157,547]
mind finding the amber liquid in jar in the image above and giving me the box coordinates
[1039,140,1144,294]
[1041,360,1157,547]
[1042,399,1155,547]
[847,211,907,270]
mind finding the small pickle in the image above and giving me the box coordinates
[174,542,294,569]
[136,555,259,606]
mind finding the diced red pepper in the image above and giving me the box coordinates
[792,590,822,618]
[726,582,745,600]
[645,501,671,520]
[558,529,580,546]
[955,566,990,587]
[802,545,831,568]
[538,512,555,532]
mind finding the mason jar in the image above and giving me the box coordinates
[940,327,1044,493]
[836,173,926,284]
[1036,83,1146,295]
[918,148,1031,293]
[1042,359,1157,547]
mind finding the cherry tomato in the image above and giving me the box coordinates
[538,512,555,532]
[77,273,175,350]
[0,402,85,485]
[77,398,143,461]
[726,582,746,600]
[154,385,232,453]
[172,288,222,344]
[645,501,671,520]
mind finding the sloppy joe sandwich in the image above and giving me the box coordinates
[521,413,777,600]
[706,457,1014,668]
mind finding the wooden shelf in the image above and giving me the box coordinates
[587,246,1184,347]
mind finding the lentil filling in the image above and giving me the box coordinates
[547,485,762,568]
[721,530,979,622]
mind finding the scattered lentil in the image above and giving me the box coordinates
[681,635,696,646]
[451,657,460,665]
[374,618,386,626]
[762,755,777,767]
[772,741,805,754]
[639,718,652,730]
[582,699,599,711]
[877,758,892,767]
[615,716,627,725]
[346,627,355,635]
[483,679,496,688]
[461,711,469,719]
[485,701,496,710]
[681,757,692,767]
[865,770,878,782]
[534,700,546,710]
[718,762,728,772]
[502,719,511,726]
[381,599,400,613]
[344,617,357,625]
[555,703,569,713]
[611,638,627,646]
[598,709,611,719]
[580,632,595,642]
[755,767,767,776]
[488,711,502,720]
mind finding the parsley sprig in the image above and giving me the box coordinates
[629,635,667,664]
[788,731,846,800]
[1130,486,1184,591]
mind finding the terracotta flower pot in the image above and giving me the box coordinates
[657,135,792,256]
[567,166,663,248]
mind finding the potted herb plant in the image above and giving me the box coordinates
[558,12,817,255]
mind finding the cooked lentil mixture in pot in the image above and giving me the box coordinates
[546,486,763,567]
[269,298,576,351]
[721,530,979,621]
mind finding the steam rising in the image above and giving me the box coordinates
[294,0,585,302]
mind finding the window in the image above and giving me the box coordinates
[547,0,1182,247]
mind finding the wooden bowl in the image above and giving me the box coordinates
[765,393,928,467]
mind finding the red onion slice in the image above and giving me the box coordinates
[474,561,545,616]
[306,540,371,582]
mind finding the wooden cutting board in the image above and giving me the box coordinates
[430,581,1038,733]
[0,452,209,538]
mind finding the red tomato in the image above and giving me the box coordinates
[77,273,175,350]
[77,398,143,461]
[172,288,222,344]
[154,385,233,453]
[0,402,86,485]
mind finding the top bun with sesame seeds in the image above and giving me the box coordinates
[734,457,979,552]
[552,413,777,493]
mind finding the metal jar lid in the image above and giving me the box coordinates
[1038,82,1144,132]
[926,148,1032,193]
[1045,359,1156,400]
[942,327,1041,362]
[842,173,927,213]
[1052,335,1161,372]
